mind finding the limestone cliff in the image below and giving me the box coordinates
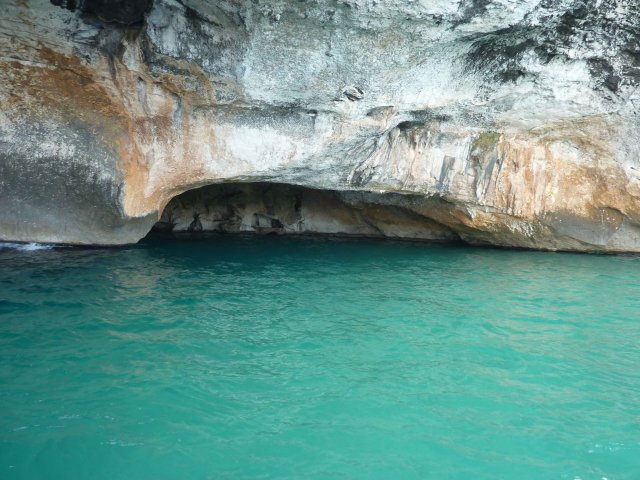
[1,0,640,251]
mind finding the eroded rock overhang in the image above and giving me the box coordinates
[1,0,640,251]
[155,181,640,252]
[153,183,463,243]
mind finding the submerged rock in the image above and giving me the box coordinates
[1,0,640,251]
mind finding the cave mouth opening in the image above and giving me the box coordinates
[151,182,464,244]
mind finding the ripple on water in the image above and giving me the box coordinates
[0,236,639,479]
[0,242,55,251]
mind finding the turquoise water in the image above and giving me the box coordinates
[1,235,640,480]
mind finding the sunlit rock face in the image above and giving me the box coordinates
[1,0,639,250]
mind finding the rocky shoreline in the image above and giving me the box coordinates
[1,0,639,251]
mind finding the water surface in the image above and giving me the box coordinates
[1,236,639,479]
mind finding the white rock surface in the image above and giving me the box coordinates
[1,0,639,250]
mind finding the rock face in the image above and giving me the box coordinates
[156,182,461,242]
[1,0,640,250]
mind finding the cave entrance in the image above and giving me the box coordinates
[152,182,463,243]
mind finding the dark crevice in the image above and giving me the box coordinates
[50,0,152,25]
[153,182,464,244]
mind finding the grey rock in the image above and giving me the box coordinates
[1,0,639,251]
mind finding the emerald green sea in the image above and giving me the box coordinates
[1,235,639,479]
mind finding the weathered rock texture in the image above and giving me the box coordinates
[156,182,461,242]
[1,0,640,250]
